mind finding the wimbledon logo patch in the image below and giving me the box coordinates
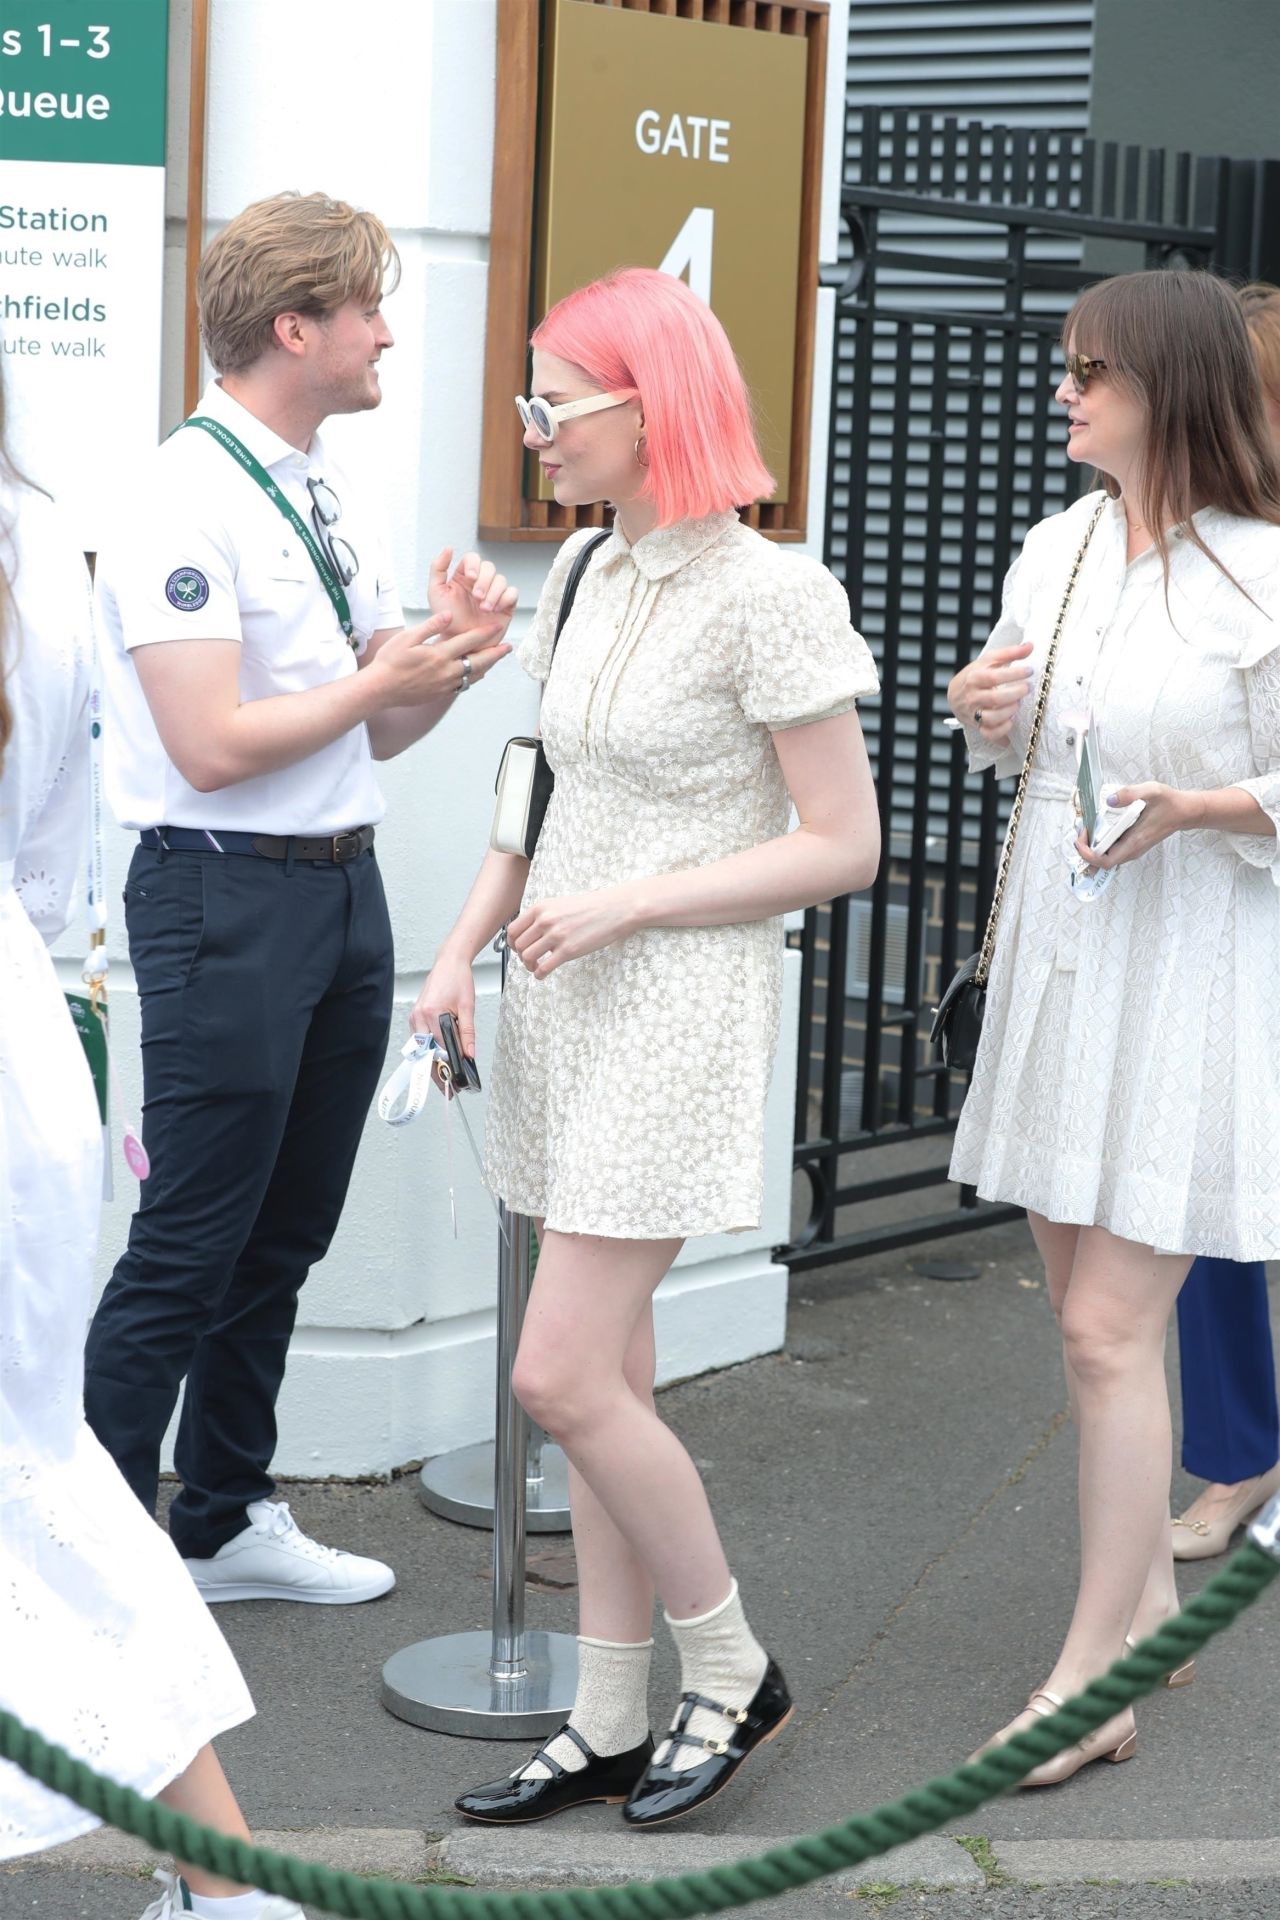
[165,567,210,611]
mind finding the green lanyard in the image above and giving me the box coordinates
[176,415,355,644]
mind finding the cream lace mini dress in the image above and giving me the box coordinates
[950,490,1280,1259]
[484,512,879,1240]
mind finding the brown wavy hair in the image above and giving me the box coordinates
[1063,269,1280,594]
[1239,281,1280,416]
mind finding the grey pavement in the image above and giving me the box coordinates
[6,1219,1280,1919]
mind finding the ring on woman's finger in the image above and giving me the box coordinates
[973,708,985,724]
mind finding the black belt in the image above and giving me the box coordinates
[140,825,376,863]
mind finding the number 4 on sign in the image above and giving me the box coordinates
[659,207,714,304]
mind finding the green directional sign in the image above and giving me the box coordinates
[0,3,171,546]
[0,3,168,167]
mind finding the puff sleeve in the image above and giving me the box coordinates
[732,556,878,730]
[1189,534,1280,882]
[517,528,600,684]
[1225,643,1280,882]
[960,548,1033,780]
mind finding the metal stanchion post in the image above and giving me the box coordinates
[416,1419,571,1531]
[418,1003,570,1529]
[382,1199,577,1734]
[383,935,576,1735]
[418,1388,570,1534]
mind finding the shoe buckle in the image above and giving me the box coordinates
[730,1706,749,1724]
[704,1737,730,1756]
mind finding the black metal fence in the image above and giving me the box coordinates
[780,112,1280,1271]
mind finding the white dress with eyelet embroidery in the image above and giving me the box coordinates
[0,483,253,1860]
[484,512,879,1240]
[950,489,1280,1260]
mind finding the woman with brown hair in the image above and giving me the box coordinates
[947,268,1280,1786]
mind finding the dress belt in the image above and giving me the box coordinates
[139,825,376,863]
[1024,770,1077,801]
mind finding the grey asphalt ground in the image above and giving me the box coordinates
[6,1219,1280,1919]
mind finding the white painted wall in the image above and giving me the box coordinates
[58,0,851,1478]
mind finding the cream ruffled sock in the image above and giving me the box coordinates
[520,1635,653,1779]
[658,1578,768,1771]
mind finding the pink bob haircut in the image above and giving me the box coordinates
[531,267,775,526]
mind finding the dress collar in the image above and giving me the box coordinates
[194,380,322,477]
[602,509,739,582]
[1106,490,1233,554]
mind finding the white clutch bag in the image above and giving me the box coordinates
[490,736,553,858]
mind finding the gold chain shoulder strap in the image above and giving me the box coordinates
[975,495,1106,985]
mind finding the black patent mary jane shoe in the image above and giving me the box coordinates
[622,1658,793,1827]
[454,1726,655,1824]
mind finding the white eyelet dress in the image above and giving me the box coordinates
[483,512,879,1240]
[950,490,1280,1260]
[0,484,253,1859]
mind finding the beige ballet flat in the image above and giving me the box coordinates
[971,1690,1137,1790]
[1124,1633,1195,1689]
[1171,1463,1280,1561]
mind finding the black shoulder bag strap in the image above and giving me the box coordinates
[545,528,612,685]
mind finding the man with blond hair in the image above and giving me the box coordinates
[85,192,516,1603]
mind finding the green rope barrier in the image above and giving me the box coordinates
[3,1541,1276,1920]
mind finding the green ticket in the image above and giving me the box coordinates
[65,990,108,1124]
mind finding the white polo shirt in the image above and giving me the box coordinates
[95,380,404,834]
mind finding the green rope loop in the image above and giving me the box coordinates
[3,1542,1276,1920]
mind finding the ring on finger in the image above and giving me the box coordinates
[458,654,472,693]
[973,707,984,724]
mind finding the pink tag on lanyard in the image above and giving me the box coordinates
[123,1127,151,1180]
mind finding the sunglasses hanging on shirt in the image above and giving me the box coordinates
[306,476,360,587]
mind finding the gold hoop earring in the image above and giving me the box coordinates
[634,433,649,469]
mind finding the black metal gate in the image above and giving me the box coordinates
[780,111,1280,1271]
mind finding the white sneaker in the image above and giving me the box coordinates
[183,1500,395,1604]
[138,1868,305,1920]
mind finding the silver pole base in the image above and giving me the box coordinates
[418,1442,572,1532]
[381,1629,578,1737]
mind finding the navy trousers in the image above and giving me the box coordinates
[84,842,393,1557]
[1177,1258,1280,1484]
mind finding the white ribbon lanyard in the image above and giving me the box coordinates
[80,627,149,1182]
[378,1033,506,1240]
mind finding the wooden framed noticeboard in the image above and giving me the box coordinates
[479,0,829,544]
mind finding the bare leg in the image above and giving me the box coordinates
[156,1743,253,1898]
[1027,1212,1180,1644]
[981,1220,1192,1779]
[1049,1226,1189,1694]
[988,1222,1190,1777]
[570,1305,659,1642]
[513,1231,732,1619]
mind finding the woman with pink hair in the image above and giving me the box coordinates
[413,268,879,1828]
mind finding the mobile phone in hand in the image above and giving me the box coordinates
[1091,792,1146,854]
[438,1011,481,1093]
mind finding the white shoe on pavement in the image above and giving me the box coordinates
[138,1868,305,1920]
[183,1500,395,1604]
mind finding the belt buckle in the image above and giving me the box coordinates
[331,829,361,863]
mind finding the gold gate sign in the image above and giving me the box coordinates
[480,0,830,543]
